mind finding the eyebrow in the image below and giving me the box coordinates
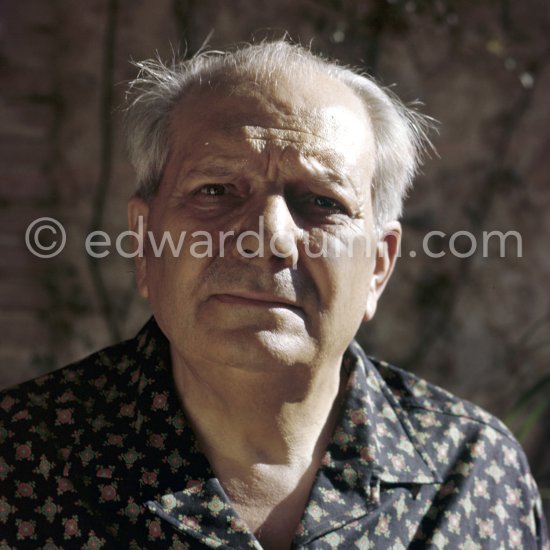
[307,170,347,189]
[282,155,350,189]
[178,152,351,190]
[183,163,242,181]
[182,163,351,195]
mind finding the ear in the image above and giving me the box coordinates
[363,221,402,322]
[127,197,150,299]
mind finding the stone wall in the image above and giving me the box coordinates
[1,0,548,515]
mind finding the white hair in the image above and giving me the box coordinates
[124,40,435,226]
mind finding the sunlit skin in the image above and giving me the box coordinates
[128,70,401,549]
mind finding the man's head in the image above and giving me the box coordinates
[124,41,433,373]
[125,41,432,229]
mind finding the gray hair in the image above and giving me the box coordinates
[124,40,434,226]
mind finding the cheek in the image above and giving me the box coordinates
[143,225,206,306]
[303,229,375,308]
[144,255,174,320]
[304,226,376,270]
[305,238,375,301]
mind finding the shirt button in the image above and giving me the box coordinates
[160,494,177,511]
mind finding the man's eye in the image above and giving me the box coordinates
[199,184,227,196]
[313,196,344,211]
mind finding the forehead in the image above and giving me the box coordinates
[167,71,374,174]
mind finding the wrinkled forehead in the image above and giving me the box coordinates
[167,69,375,166]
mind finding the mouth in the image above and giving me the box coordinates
[212,291,301,311]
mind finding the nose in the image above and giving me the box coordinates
[234,194,300,267]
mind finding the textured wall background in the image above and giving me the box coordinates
[1,0,548,518]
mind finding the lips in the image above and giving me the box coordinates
[212,291,300,310]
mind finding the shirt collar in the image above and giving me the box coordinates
[332,339,441,485]
[293,340,441,544]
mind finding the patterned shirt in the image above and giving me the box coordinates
[0,318,547,549]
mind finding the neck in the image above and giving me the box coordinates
[170,350,346,546]
[170,350,345,468]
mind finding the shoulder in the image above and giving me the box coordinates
[1,333,139,413]
[368,356,528,471]
[347,343,530,478]
[0,333,140,466]
[367,355,548,545]
[371,357,515,438]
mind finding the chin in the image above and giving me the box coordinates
[208,328,318,371]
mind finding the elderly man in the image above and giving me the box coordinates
[1,41,547,549]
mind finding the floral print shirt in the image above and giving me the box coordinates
[0,318,548,549]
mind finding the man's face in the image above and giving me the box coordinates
[129,71,400,372]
